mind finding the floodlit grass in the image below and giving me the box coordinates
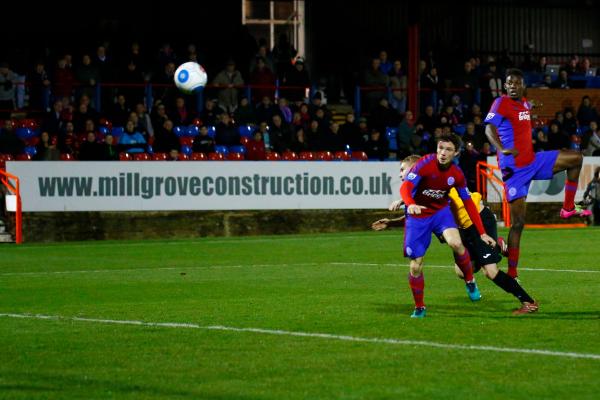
[1,228,599,399]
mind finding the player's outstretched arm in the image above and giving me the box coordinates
[371,216,405,231]
[388,199,404,211]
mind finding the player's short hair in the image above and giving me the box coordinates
[505,68,525,80]
[402,154,421,165]
[437,133,462,152]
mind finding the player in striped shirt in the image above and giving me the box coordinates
[485,68,591,279]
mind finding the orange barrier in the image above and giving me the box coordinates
[0,169,22,244]
[525,223,587,229]
[476,161,510,227]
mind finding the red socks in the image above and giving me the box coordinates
[454,250,474,282]
[564,179,578,211]
[408,273,425,308]
[508,247,520,278]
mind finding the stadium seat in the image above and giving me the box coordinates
[178,153,190,161]
[174,126,186,137]
[240,136,250,145]
[15,127,34,139]
[191,152,207,160]
[453,124,466,136]
[24,136,40,147]
[577,126,590,135]
[18,118,38,129]
[351,151,369,161]
[385,127,398,151]
[265,152,281,160]
[207,126,216,138]
[119,152,132,161]
[180,144,193,156]
[334,151,352,161]
[111,126,125,137]
[133,153,151,161]
[24,146,37,156]
[299,151,315,161]
[192,118,203,127]
[152,152,168,161]
[315,151,334,161]
[238,125,255,138]
[282,151,298,161]
[179,137,194,146]
[186,126,199,136]
[98,126,110,135]
[227,152,245,161]
[214,145,229,155]
[208,152,225,161]
[229,145,246,154]
[60,153,75,161]
[15,153,32,161]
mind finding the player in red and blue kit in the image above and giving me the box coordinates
[400,133,496,318]
[485,68,591,279]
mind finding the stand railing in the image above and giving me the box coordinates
[476,161,510,227]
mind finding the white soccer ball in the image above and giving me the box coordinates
[174,62,207,94]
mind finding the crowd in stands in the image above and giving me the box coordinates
[0,39,600,184]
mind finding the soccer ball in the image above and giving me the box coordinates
[174,62,207,94]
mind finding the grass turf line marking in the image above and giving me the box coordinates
[1,312,599,361]
[2,262,598,277]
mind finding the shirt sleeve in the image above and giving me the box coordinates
[484,97,505,128]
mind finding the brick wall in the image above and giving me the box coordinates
[527,88,600,121]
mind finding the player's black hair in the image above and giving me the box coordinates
[437,133,462,152]
[505,68,525,80]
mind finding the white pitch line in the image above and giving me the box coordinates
[1,262,599,277]
[1,312,599,361]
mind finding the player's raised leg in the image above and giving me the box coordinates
[554,150,593,218]
[442,227,481,301]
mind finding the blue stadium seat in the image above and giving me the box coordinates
[24,145,37,156]
[229,145,246,154]
[174,126,186,137]
[186,126,199,136]
[214,145,229,155]
[111,126,125,137]
[586,76,600,89]
[180,145,193,156]
[385,127,398,151]
[15,127,34,139]
[207,126,216,138]
[98,126,110,135]
[577,126,590,135]
[238,125,255,138]
[453,124,466,136]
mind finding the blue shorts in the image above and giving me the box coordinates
[502,150,559,202]
[404,206,457,259]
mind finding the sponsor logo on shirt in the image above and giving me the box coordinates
[422,189,446,199]
[518,111,530,121]
[485,113,495,121]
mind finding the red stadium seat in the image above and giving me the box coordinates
[299,151,315,161]
[227,152,245,161]
[179,137,194,146]
[208,152,225,161]
[119,152,132,161]
[133,153,151,161]
[152,152,168,161]
[334,151,352,161]
[265,152,281,160]
[191,152,207,160]
[316,151,334,161]
[282,151,298,161]
[351,151,369,161]
[60,153,75,161]
[178,153,190,161]
[240,136,250,145]
[15,153,32,161]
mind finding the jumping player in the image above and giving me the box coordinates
[485,68,591,279]
[400,134,496,318]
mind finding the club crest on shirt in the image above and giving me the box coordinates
[485,112,495,120]
[447,177,455,185]
[407,172,417,181]
[508,187,517,197]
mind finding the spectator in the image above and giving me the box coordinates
[79,131,104,160]
[278,97,292,123]
[215,113,240,146]
[364,128,388,160]
[576,96,598,127]
[249,44,274,74]
[378,50,393,75]
[290,126,311,153]
[152,120,179,154]
[212,60,244,113]
[533,129,549,152]
[339,113,362,151]
[363,57,389,112]
[416,105,437,134]
[75,54,100,101]
[119,120,146,153]
[463,121,487,151]
[198,99,223,127]
[535,56,548,74]
[58,121,77,155]
[420,66,442,113]
[482,62,502,111]
[192,125,215,154]
[42,100,65,135]
[53,57,75,100]
[269,114,293,154]
[171,97,195,126]
[0,62,18,118]
[323,121,346,152]
[233,96,256,125]
[245,130,267,160]
[306,119,324,150]
[119,60,145,106]
[28,61,51,112]
[452,60,478,107]
[583,167,600,225]
[531,74,552,89]
[551,70,572,89]
[135,103,154,138]
[547,122,570,150]
[109,94,130,127]
[0,120,24,156]
[397,111,417,159]
[33,131,60,161]
[249,57,276,104]
[255,96,278,124]
[282,57,310,104]
[371,98,400,135]
[167,149,180,161]
[579,57,594,76]
[389,59,407,113]
[584,121,600,156]
[101,134,119,160]
[563,108,578,135]
[271,33,297,80]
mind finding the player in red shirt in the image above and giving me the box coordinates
[485,68,591,279]
[400,134,496,318]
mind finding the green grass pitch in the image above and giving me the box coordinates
[1,228,599,399]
